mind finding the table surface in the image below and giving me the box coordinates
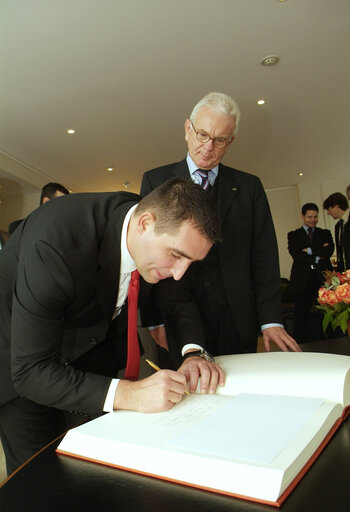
[1,338,350,512]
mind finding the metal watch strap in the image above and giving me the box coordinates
[182,349,215,362]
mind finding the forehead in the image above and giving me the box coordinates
[194,106,235,135]
[304,210,318,216]
[162,221,211,261]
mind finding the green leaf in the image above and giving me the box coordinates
[322,310,334,333]
[337,310,349,333]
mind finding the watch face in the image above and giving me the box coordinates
[200,350,215,362]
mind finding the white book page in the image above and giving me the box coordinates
[166,394,323,464]
[215,352,350,406]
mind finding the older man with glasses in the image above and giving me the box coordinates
[140,91,300,370]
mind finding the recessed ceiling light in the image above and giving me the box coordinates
[106,167,115,172]
[123,181,131,188]
[298,172,304,176]
[66,129,76,134]
[260,55,279,66]
[257,99,265,105]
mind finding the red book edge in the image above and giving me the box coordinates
[56,405,350,508]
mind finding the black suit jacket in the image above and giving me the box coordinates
[287,226,334,293]
[345,220,350,270]
[0,192,140,414]
[335,219,350,272]
[140,159,282,353]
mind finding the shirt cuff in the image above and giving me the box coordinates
[261,323,284,330]
[148,324,164,330]
[103,378,120,412]
[181,343,204,357]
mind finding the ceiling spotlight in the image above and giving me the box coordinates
[260,55,279,66]
[106,167,115,172]
[257,99,265,105]
[123,181,131,188]
[298,172,304,176]
[66,129,76,134]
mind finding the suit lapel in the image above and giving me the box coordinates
[170,159,191,179]
[95,200,138,321]
[216,164,239,223]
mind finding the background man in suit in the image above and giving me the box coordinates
[288,203,334,343]
[140,92,299,369]
[323,192,349,272]
[8,181,70,234]
[0,177,224,475]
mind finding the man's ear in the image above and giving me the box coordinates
[184,119,191,142]
[41,196,50,204]
[227,135,235,147]
[137,211,156,233]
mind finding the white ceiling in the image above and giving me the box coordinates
[0,0,349,198]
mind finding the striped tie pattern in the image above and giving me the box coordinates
[196,169,211,192]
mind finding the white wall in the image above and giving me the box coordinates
[266,186,299,279]
[0,192,40,232]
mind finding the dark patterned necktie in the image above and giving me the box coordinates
[196,169,212,192]
[307,227,313,243]
[124,270,140,380]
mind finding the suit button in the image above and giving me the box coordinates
[90,337,97,345]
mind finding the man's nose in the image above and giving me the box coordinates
[171,259,191,281]
[203,138,214,150]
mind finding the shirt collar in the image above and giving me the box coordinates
[121,204,137,274]
[186,153,219,178]
[303,225,314,232]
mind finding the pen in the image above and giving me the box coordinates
[146,359,190,396]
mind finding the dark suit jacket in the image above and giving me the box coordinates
[0,192,140,414]
[345,220,350,270]
[140,159,282,353]
[287,226,334,293]
[335,219,350,272]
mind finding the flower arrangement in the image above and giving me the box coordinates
[317,270,350,334]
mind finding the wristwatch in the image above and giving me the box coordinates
[182,349,215,362]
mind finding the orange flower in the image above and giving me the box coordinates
[335,283,350,303]
[318,287,329,304]
[318,288,340,306]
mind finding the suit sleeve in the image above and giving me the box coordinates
[152,266,206,350]
[288,230,316,263]
[248,178,283,326]
[11,241,111,416]
[312,229,334,258]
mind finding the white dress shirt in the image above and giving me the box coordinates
[103,204,137,412]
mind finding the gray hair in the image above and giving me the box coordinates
[189,92,241,136]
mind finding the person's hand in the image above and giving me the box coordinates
[113,370,187,413]
[177,357,225,395]
[149,326,169,350]
[262,326,301,352]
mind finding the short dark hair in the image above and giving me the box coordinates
[302,203,318,215]
[136,177,222,243]
[346,184,350,195]
[323,192,349,211]
[40,182,70,204]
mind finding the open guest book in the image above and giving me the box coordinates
[57,352,350,507]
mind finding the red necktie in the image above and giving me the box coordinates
[124,270,140,380]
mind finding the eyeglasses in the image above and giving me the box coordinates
[190,121,232,148]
